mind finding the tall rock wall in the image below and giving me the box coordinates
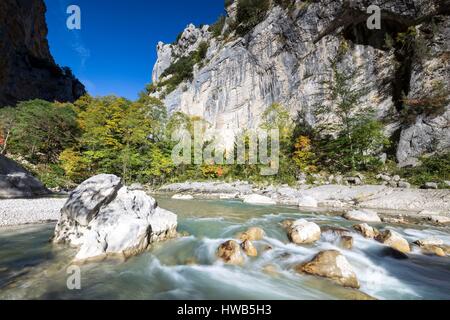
[151,0,450,167]
[0,0,85,107]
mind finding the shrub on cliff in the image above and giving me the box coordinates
[235,0,270,36]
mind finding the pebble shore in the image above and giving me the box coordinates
[0,197,67,227]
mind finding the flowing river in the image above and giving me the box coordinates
[0,198,449,300]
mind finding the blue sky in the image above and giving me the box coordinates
[44,0,225,100]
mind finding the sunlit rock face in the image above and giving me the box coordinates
[151,0,449,166]
[0,0,85,107]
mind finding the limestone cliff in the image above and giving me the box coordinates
[0,0,85,107]
[151,0,450,167]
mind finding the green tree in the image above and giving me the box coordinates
[1,100,79,163]
[314,55,389,172]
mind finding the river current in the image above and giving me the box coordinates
[0,198,449,300]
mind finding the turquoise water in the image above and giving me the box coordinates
[0,198,449,300]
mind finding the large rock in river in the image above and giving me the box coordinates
[376,230,411,254]
[287,219,321,245]
[243,194,276,205]
[296,250,360,289]
[343,209,381,223]
[0,155,50,198]
[53,174,177,261]
[217,240,245,265]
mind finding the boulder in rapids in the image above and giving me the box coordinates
[238,227,265,241]
[241,240,258,257]
[353,223,380,239]
[287,219,321,245]
[376,230,411,254]
[53,174,178,261]
[217,240,245,265]
[296,250,360,289]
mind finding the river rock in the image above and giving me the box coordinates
[413,238,444,247]
[340,236,354,250]
[241,240,257,257]
[243,194,276,205]
[217,240,244,265]
[296,250,360,289]
[280,219,294,229]
[376,230,411,253]
[172,194,194,200]
[381,216,407,224]
[397,181,411,189]
[420,245,446,257]
[53,174,178,261]
[343,209,381,223]
[423,182,439,190]
[353,223,379,239]
[322,226,352,237]
[297,195,318,208]
[262,264,279,276]
[429,216,450,224]
[0,155,50,199]
[287,219,321,245]
[344,177,362,185]
[238,227,265,241]
[413,238,446,257]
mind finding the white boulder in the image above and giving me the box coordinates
[298,195,318,208]
[343,209,381,223]
[243,194,276,205]
[172,194,194,200]
[53,174,177,261]
[287,219,321,244]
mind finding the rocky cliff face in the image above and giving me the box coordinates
[0,0,85,107]
[151,0,449,167]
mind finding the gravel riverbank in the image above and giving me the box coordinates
[0,197,67,228]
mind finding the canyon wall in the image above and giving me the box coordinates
[151,0,449,167]
[0,0,85,107]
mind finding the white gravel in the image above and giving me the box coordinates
[0,197,67,227]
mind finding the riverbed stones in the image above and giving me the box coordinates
[238,227,265,241]
[420,245,446,257]
[397,181,411,189]
[217,240,244,265]
[242,194,276,205]
[172,194,194,200]
[414,238,444,247]
[287,219,321,245]
[340,236,354,250]
[298,195,318,208]
[413,238,447,257]
[353,223,379,239]
[280,219,294,229]
[423,182,439,190]
[343,209,381,223]
[429,215,450,224]
[296,250,360,289]
[53,174,178,261]
[241,240,257,257]
[376,230,411,253]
